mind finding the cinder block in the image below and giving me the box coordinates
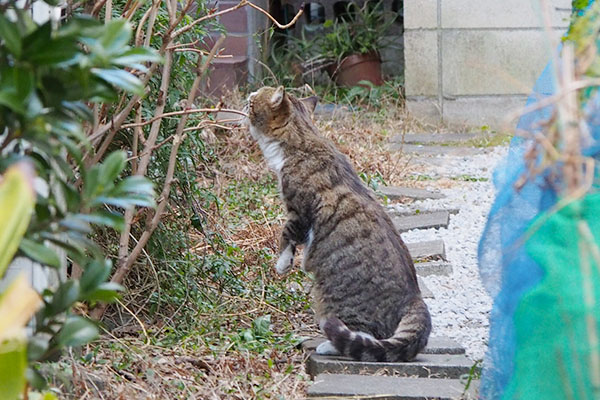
[204,56,249,97]
[442,0,571,29]
[442,95,528,130]
[442,30,562,96]
[404,0,438,29]
[406,97,442,124]
[380,35,404,77]
[218,3,248,33]
[204,34,249,57]
[404,30,439,96]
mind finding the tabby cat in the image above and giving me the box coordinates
[245,86,431,362]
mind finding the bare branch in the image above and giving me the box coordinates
[112,36,226,285]
[166,39,201,50]
[172,48,234,57]
[171,0,304,39]
[121,108,247,128]
[245,1,304,29]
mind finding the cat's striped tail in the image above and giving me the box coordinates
[321,301,431,362]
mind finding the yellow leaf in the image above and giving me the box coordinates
[0,273,41,341]
[0,162,36,276]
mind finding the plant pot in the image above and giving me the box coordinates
[327,51,384,87]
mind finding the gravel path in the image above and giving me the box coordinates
[388,147,509,360]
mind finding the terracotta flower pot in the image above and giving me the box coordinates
[327,51,384,87]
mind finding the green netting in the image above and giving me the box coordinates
[504,193,600,399]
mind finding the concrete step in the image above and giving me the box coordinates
[391,132,483,145]
[389,144,486,156]
[378,186,445,200]
[407,240,446,261]
[393,211,450,232]
[302,337,465,356]
[389,208,460,217]
[306,353,474,378]
[307,374,478,399]
[415,262,453,277]
[418,277,434,299]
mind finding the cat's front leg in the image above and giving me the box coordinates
[275,211,307,274]
[275,241,295,275]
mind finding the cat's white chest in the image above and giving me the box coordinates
[249,125,286,174]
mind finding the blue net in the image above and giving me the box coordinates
[478,2,600,398]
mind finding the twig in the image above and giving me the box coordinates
[245,1,304,29]
[504,78,600,126]
[121,108,247,128]
[172,47,233,56]
[91,0,108,16]
[171,0,304,39]
[116,298,150,345]
[558,44,582,194]
[182,122,237,132]
[166,39,201,50]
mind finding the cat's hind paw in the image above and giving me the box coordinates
[316,340,340,356]
[275,245,294,274]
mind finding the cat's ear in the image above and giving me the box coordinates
[300,96,319,114]
[270,86,286,108]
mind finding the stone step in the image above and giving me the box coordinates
[389,208,460,217]
[407,240,446,261]
[389,144,485,156]
[302,337,465,356]
[306,353,474,379]
[391,132,482,145]
[415,262,453,277]
[378,186,445,200]
[314,103,352,117]
[307,374,478,399]
[418,277,434,298]
[393,211,450,232]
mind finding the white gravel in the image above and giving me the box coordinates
[388,147,508,360]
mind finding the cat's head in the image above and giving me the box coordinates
[246,86,318,140]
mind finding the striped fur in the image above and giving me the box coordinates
[323,299,431,361]
[247,86,432,362]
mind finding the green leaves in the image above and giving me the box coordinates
[84,151,156,209]
[92,68,145,95]
[100,151,127,184]
[0,339,27,400]
[0,66,35,115]
[19,239,61,269]
[56,317,98,347]
[112,47,162,72]
[0,11,161,389]
[23,22,79,66]
[252,315,272,338]
[99,19,132,54]
[0,14,22,58]
[0,10,161,393]
[49,281,80,315]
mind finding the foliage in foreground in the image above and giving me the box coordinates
[0,163,40,400]
[0,5,156,394]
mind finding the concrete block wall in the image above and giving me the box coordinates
[404,0,572,129]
